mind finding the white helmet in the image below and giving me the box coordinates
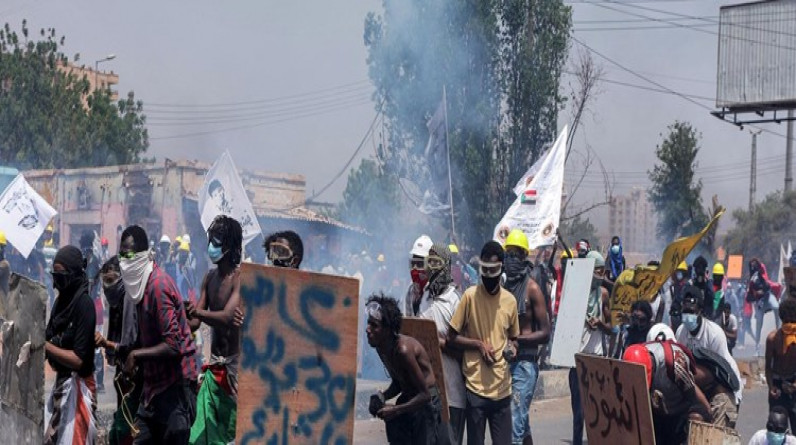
[646,323,675,342]
[410,235,433,257]
[160,235,171,244]
[182,234,191,244]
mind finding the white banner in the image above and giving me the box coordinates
[494,125,567,249]
[0,174,57,258]
[549,258,595,368]
[198,151,262,248]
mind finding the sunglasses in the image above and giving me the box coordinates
[479,261,502,278]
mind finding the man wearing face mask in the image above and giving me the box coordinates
[95,257,143,445]
[670,261,690,332]
[417,244,466,445]
[185,215,245,445]
[447,241,520,445]
[44,245,97,444]
[502,230,550,445]
[675,285,743,428]
[691,256,716,321]
[749,406,796,445]
[119,225,198,444]
[569,250,612,445]
[404,235,433,316]
[263,230,303,269]
[575,239,590,259]
[607,236,626,282]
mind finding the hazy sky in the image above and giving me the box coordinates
[6,0,792,235]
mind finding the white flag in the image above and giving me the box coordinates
[512,147,547,196]
[494,126,567,250]
[198,151,263,248]
[0,174,57,258]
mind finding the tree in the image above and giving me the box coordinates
[647,121,709,243]
[559,214,599,251]
[723,190,796,270]
[363,1,572,246]
[338,158,400,237]
[0,21,148,170]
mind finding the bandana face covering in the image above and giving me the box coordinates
[119,251,154,305]
[480,260,502,294]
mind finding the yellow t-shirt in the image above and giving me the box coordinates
[449,284,520,400]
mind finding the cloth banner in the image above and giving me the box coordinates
[609,208,725,325]
[0,174,57,258]
[494,126,567,249]
[198,151,262,248]
[423,90,450,211]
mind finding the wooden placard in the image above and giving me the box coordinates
[401,317,450,423]
[726,255,744,280]
[235,264,360,445]
[550,258,595,368]
[574,353,656,445]
[687,420,741,445]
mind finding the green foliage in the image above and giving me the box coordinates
[362,1,572,246]
[723,191,796,270]
[338,158,399,235]
[647,121,709,243]
[0,21,148,170]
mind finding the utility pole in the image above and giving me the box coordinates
[749,128,762,211]
[786,110,794,192]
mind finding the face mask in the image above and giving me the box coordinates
[103,279,125,307]
[207,243,225,264]
[682,313,699,332]
[713,276,723,287]
[481,275,501,294]
[591,275,602,290]
[610,245,620,255]
[120,251,154,304]
[410,269,428,290]
[676,271,684,281]
[52,272,73,292]
[766,431,786,445]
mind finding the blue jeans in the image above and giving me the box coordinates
[511,360,539,444]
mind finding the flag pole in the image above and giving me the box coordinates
[443,86,456,243]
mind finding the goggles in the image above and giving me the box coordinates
[366,301,383,321]
[118,251,137,260]
[479,260,502,278]
[424,255,445,271]
[268,242,293,261]
[409,258,425,271]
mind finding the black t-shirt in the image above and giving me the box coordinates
[47,290,96,378]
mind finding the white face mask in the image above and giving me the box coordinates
[119,251,154,304]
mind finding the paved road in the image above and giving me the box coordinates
[354,383,770,444]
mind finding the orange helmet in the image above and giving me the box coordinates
[623,344,653,388]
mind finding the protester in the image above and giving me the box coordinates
[675,285,742,428]
[647,261,667,324]
[765,297,796,432]
[711,263,727,320]
[575,239,590,259]
[502,230,550,445]
[670,261,690,332]
[44,245,97,445]
[95,257,143,445]
[81,230,106,393]
[447,240,520,445]
[719,302,739,355]
[569,250,611,445]
[416,243,466,444]
[263,230,304,269]
[748,406,796,445]
[622,300,654,352]
[119,225,198,444]
[691,345,742,429]
[176,240,196,303]
[691,256,716,320]
[606,235,626,282]
[749,258,783,354]
[623,342,712,444]
[156,235,172,266]
[186,215,245,445]
[367,294,449,444]
[404,235,433,316]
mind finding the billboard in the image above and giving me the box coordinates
[716,0,796,110]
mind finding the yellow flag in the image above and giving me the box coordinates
[610,208,725,325]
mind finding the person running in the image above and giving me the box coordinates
[367,294,449,444]
[44,245,97,445]
[416,244,466,444]
[749,258,783,354]
[719,302,739,355]
[119,225,198,444]
[186,215,245,445]
[447,241,519,445]
[502,230,550,445]
[765,297,796,432]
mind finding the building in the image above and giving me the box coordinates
[608,188,658,255]
[58,62,119,104]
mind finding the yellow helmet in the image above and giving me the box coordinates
[504,229,529,252]
[712,263,725,276]
[677,261,688,271]
[179,241,190,252]
[448,244,459,254]
[45,224,54,233]
[0,231,6,245]
[560,249,573,259]
[175,236,182,243]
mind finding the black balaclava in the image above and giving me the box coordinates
[480,241,505,295]
[52,245,87,294]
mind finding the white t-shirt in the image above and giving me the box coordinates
[676,318,743,403]
[419,285,466,409]
[748,430,796,445]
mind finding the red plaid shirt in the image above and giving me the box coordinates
[137,264,198,405]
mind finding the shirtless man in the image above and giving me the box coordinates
[366,294,449,445]
[186,215,245,443]
[766,296,796,432]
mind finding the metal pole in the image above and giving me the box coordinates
[786,110,794,192]
[750,129,761,211]
[443,86,456,243]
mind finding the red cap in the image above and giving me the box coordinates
[623,344,653,388]
[101,237,109,246]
